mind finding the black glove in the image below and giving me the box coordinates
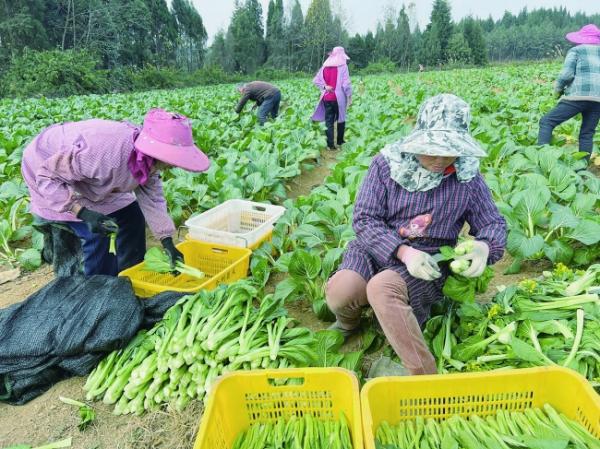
[77,207,119,235]
[161,237,184,268]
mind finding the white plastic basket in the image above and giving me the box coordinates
[185,199,286,249]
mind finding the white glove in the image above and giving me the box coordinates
[397,245,441,281]
[456,240,489,278]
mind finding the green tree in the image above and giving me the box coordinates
[396,6,413,69]
[144,0,178,65]
[462,17,487,66]
[428,0,453,64]
[285,0,304,71]
[228,0,265,73]
[172,0,207,70]
[265,0,285,67]
[303,0,334,71]
[447,30,471,64]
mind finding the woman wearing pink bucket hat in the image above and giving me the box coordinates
[312,46,353,150]
[21,108,210,277]
[538,24,600,162]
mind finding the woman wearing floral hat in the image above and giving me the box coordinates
[21,109,210,276]
[326,94,507,375]
[312,46,353,150]
[538,24,600,160]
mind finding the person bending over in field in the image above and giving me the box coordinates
[235,81,282,125]
[326,94,507,375]
[21,109,210,276]
[312,46,352,150]
[538,24,600,163]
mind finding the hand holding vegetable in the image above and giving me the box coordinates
[144,246,205,279]
[454,240,489,278]
[77,207,118,236]
[161,237,184,268]
[398,245,441,281]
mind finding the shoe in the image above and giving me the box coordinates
[328,321,360,339]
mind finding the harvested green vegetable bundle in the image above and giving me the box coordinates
[424,263,600,384]
[375,404,599,449]
[143,246,205,279]
[84,281,316,415]
[232,412,354,449]
[433,241,495,303]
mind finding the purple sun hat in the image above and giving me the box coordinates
[135,108,210,173]
[566,24,600,45]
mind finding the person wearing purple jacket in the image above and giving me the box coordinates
[326,94,507,376]
[312,47,352,150]
[21,109,210,276]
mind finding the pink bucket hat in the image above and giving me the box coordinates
[323,46,350,67]
[135,108,210,172]
[566,24,600,45]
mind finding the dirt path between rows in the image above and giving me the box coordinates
[0,149,340,449]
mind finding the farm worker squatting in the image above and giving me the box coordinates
[326,94,507,375]
[538,24,600,162]
[21,109,210,276]
[235,81,282,125]
[312,46,352,150]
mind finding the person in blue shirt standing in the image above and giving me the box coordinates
[538,24,600,162]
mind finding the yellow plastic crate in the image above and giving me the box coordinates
[119,240,251,298]
[195,368,364,449]
[361,366,600,449]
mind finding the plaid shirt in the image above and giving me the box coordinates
[556,44,600,102]
[350,154,506,266]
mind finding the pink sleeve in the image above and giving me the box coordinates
[313,68,326,90]
[35,145,87,213]
[340,65,352,98]
[135,173,176,240]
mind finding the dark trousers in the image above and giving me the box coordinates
[324,100,346,149]
[257,91,281,125]
[538,99,600,154]
[68,201,146,276]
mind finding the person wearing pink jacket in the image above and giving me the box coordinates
[312,47,353,150]
[21,109,210,276]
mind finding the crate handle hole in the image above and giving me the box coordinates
[211,248,228,254]
[252,205,267,212]
[267,376,306,387]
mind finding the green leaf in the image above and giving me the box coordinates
[507,230,544,259]
[509,337,547,364]
[273,277,300,301]
[311,330,345,366]
[322,247,345,278]
[312,299,335,321]
[288,249,321,280]
[291,224,326,248]
[442,275,476,303]
[548,204,579,230]
[566,219,600,245]
[543,240,573,264]
[17,248,41,271]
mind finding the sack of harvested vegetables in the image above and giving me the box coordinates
[0,275,182,404]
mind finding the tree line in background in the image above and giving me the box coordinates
[1,0,599,98]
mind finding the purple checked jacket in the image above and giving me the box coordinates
[338,154,507,325]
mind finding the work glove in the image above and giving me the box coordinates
[455,240,489,278]
[397,245,441,281]
[161,237,184,269]
[77,207,118,235]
